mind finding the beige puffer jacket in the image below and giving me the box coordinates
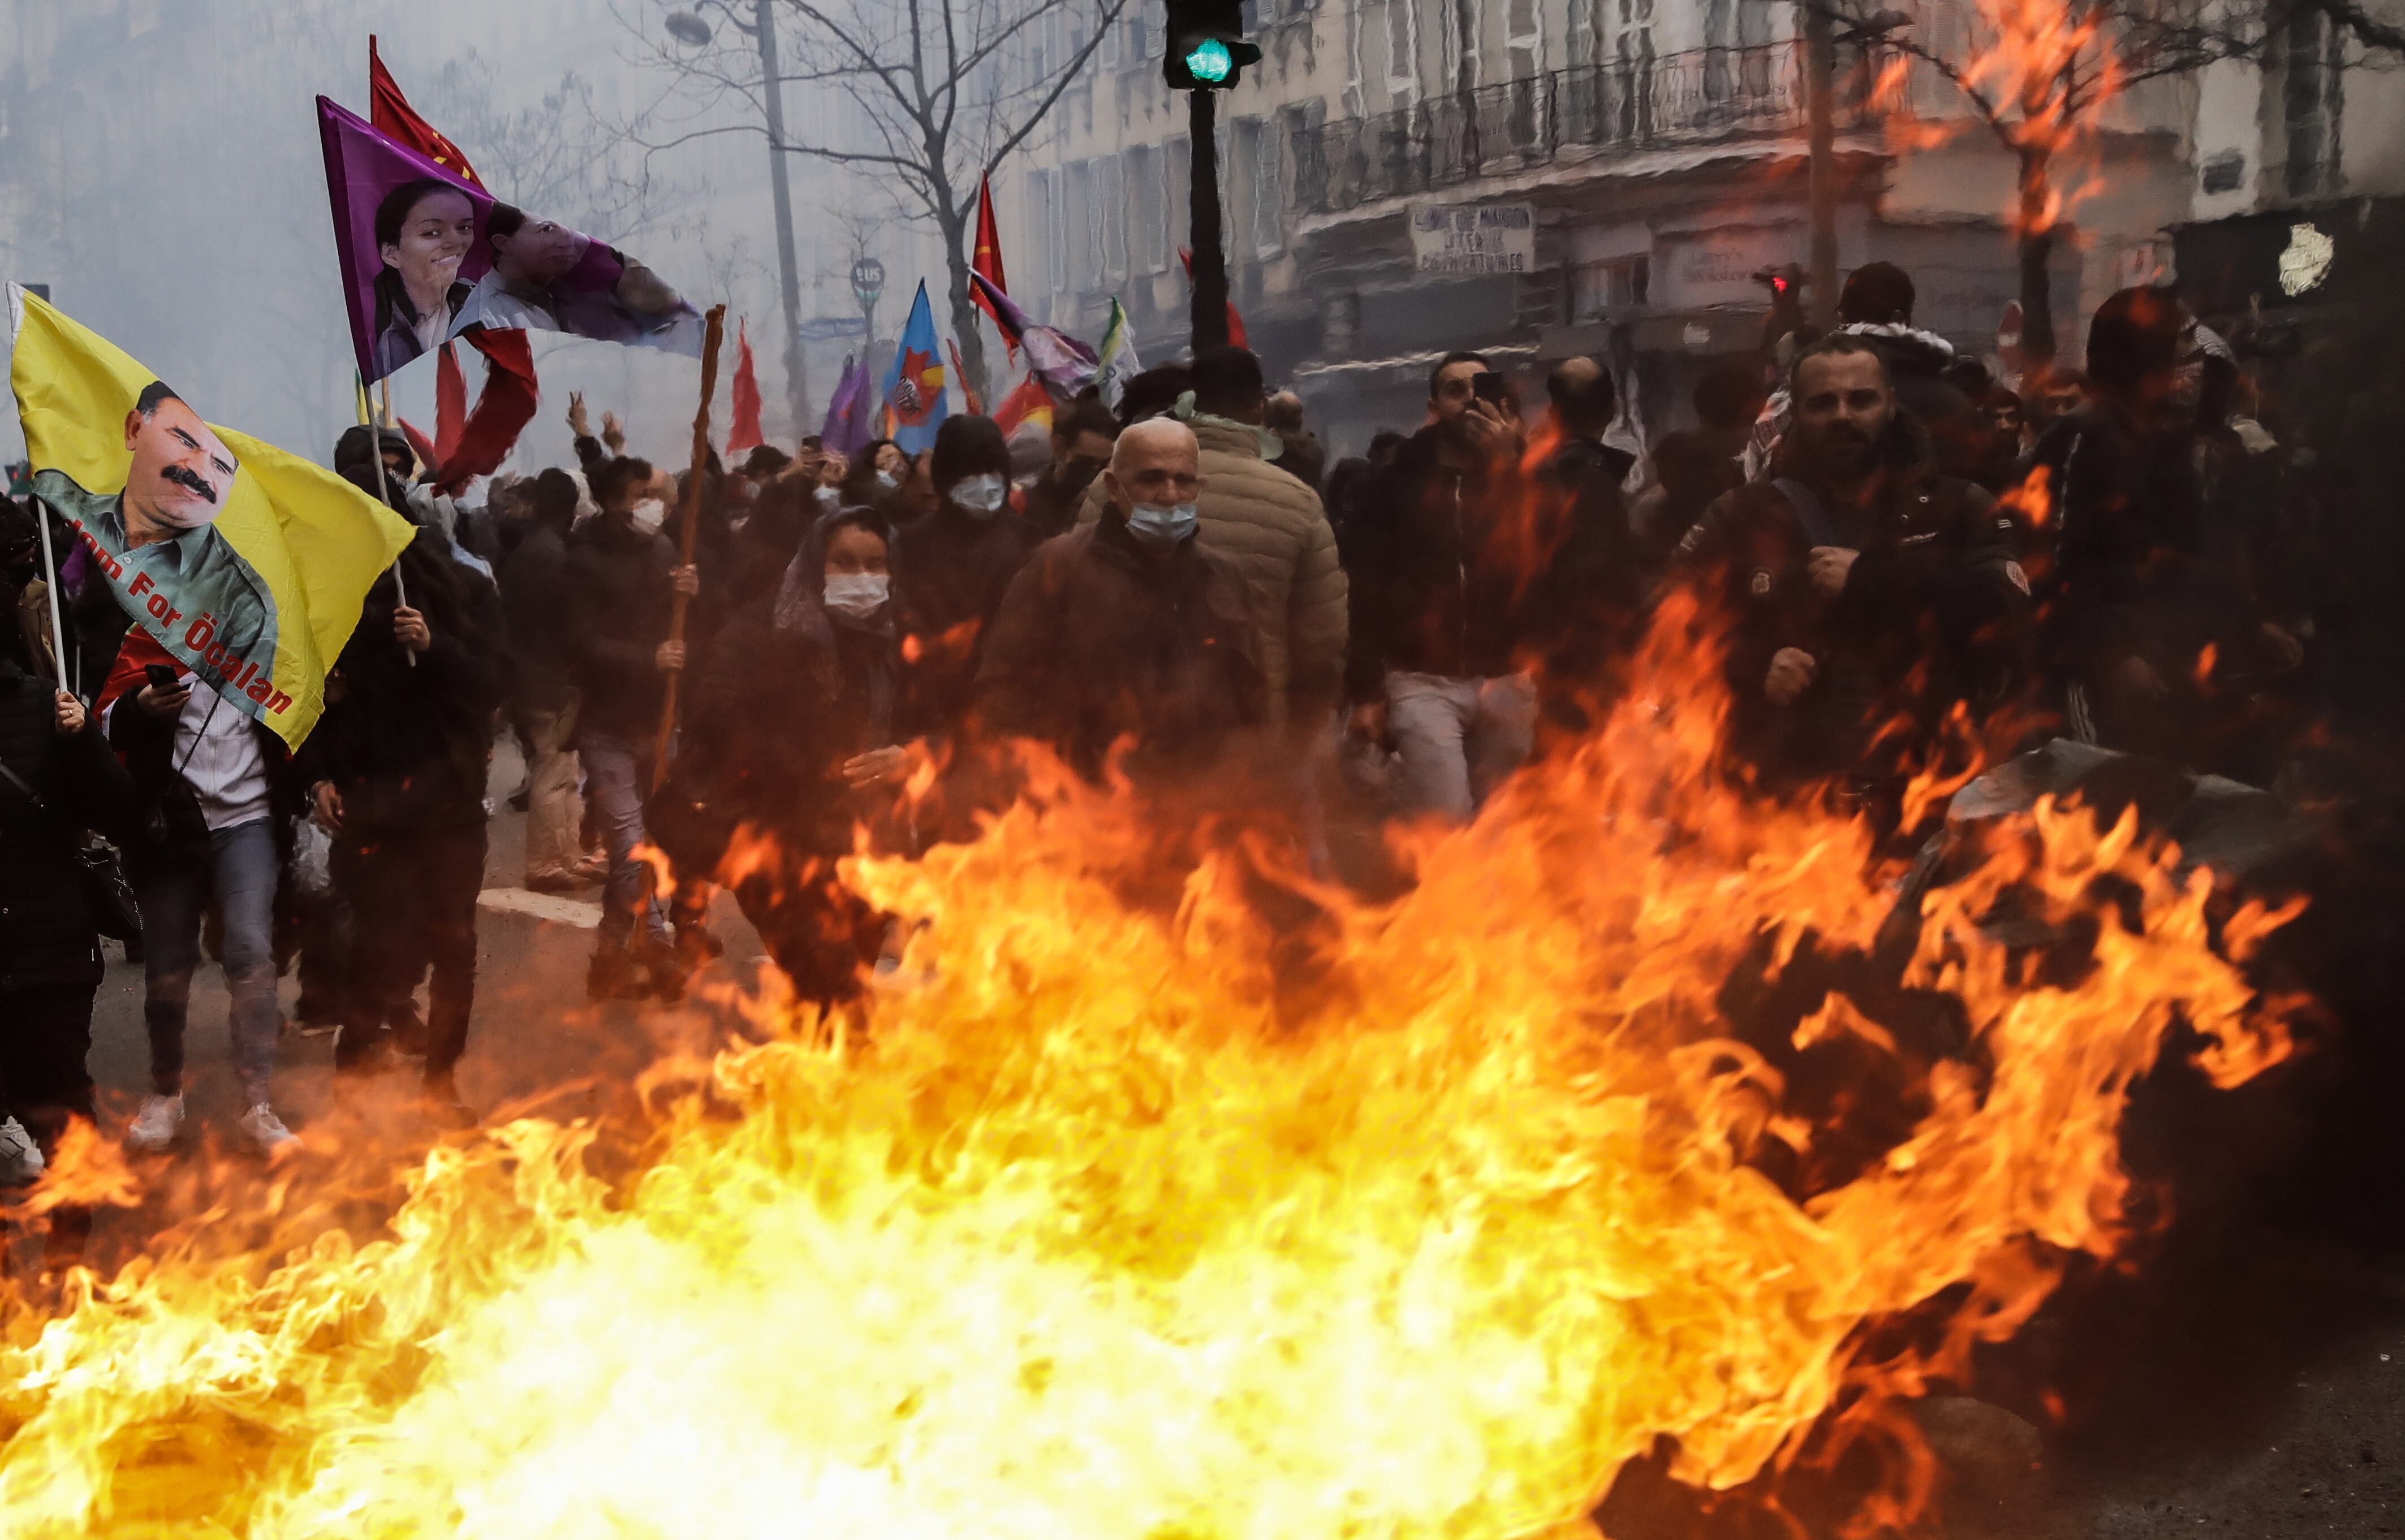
[1081,415,1347,726]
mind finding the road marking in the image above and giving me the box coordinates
[478,887,602,930]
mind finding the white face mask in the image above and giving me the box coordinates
[812,485,841,512]
[1125,501,1199,551]
[824,572,890,619]
[951,472,1008,517]
[630,497,667,533]
[875,468,902,492]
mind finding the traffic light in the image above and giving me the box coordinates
[1162,0,1261,90]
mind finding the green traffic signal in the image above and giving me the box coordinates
[1184,37,1234,84]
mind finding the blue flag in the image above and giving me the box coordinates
[881,281,950,454]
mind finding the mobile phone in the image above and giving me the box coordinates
[1471,371,1507,406]
[144,663,181,691]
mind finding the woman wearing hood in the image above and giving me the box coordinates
[673,505,926,1007]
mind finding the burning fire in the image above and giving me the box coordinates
[0,597,2294,1538]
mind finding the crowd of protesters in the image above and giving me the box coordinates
[0,259,2371,1210]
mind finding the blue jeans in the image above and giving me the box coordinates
[580,731,667,949]
[133,817,281,1106]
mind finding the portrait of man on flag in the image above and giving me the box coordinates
[31,378,277,674]
[8,284,413,745]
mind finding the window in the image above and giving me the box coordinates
[1567,0,1604,69]
[1026,169,1058,296]
[1343,0,1368,115]
[1129,144,1169,273]
[2282,11,2344,197]
[1383,0,1420,107]
[1126,6,1150,67]
[1101,154,1130,283]
[1067,159,1098,292]
[1574,256,1650,318]
[1100,8,1122,69]
[1255,114,1292,256]
[1507,0,1544,79]
[1441,0,1484,93]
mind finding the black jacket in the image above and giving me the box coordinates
[1522,438,1644,693]
[564,514,679,743]
[1341,426,1527,701]
[1676,426,2029,781]
[2025,404,2214,686]
[497,519,578,713]
[296,535,506,832]
[894,504,1039,734]
[0,659,137,992]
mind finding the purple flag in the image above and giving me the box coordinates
[821,352,874,458]
[968,272,1098,396]
[318,97,702,386]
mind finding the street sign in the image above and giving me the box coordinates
[1408,204,1536,279]
[800,316,869,341]
[850,257,886,310]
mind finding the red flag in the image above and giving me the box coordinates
[1178,249,1251,349]
[396,417,440,476]
[727,321,764,454]
[947,338,985,418]
[970,175,1013,358]
[371,36,483,186]
[434,342,468,465]
[372,37,538,493]
[992,373,1056,439]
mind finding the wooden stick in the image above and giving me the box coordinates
[33,499,71,694]
[370,377,416,666]
[654,304,729,791]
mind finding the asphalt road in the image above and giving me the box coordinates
[43,750,2405,1538]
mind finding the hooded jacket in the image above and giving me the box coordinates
[294,531,506,832]
[893,502,1038,734]
[681,508,929,860]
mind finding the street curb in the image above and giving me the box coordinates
[477,887,602,930]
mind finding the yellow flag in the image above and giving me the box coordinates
[8,284,413,747]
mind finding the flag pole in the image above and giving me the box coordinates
[654,304,729,792]
[33,503,72,696]
[370,374,415,666]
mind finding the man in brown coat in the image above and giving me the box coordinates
[1083,347,1346,732]
[981,419,1265,781]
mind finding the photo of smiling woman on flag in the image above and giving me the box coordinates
[370,176,478,377]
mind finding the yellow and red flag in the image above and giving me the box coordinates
[10,286,413,747]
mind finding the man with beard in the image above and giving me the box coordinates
[1339,351,1539,822]
[1676,337,2029,802]
[32,382,277,687]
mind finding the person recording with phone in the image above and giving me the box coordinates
[100,632,301,1154]
[1338,351,1542,823]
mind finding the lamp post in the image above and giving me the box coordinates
[851,256,886,370]
[669,1,811,434]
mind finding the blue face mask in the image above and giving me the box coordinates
[1125,501,1199,551]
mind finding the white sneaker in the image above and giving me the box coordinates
[237,1103,298,1153]
[0,1117,44,1185]
[127,1093,186,1151]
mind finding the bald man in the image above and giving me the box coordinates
[977,419,1266,779]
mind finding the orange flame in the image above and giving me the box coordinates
[0,598,2296,1538]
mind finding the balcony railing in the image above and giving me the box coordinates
[1294,41,1881,217]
